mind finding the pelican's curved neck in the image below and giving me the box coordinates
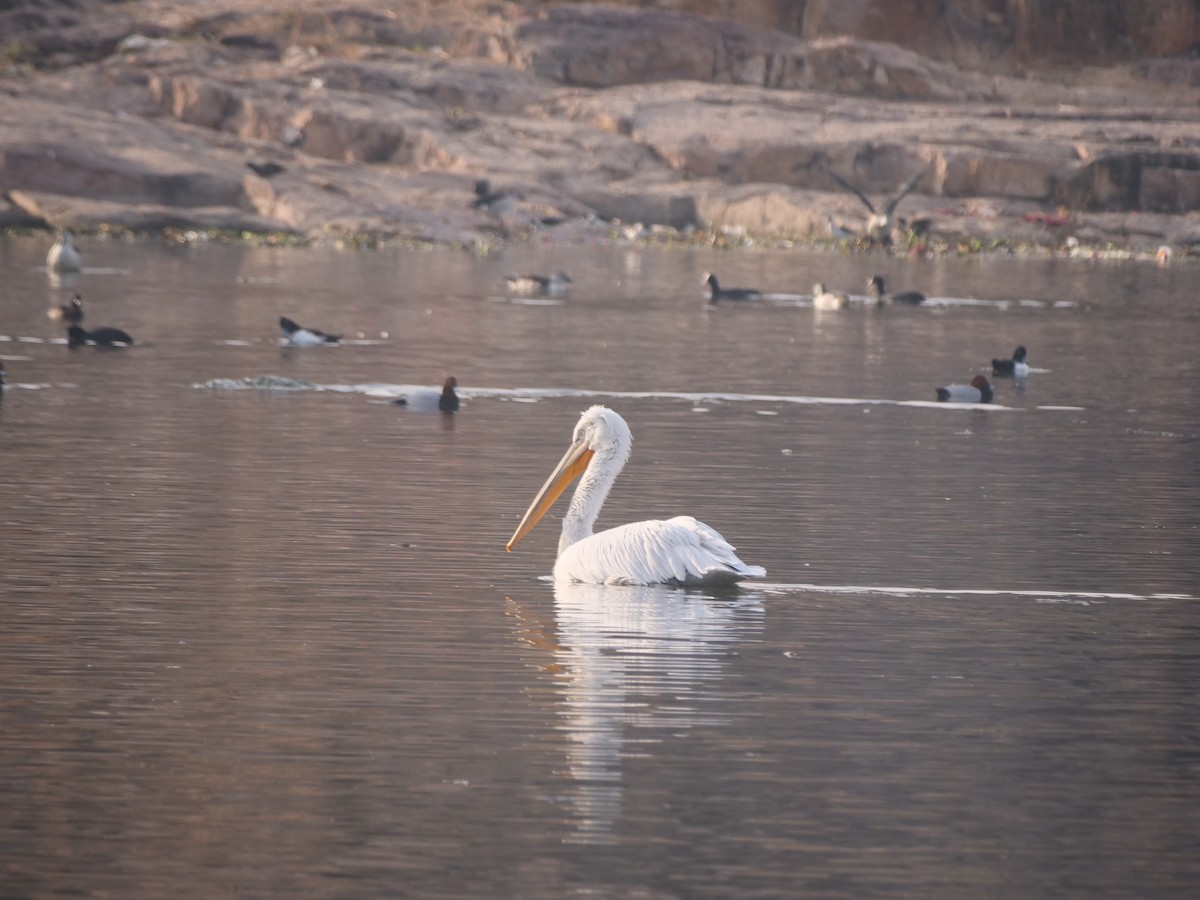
[559,437,629,555]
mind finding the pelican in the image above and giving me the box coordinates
[46,230,83,272]
[506,406,765,586]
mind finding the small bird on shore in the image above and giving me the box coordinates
[393,376,460,413]
[504,271,573,295]
[67,324,134,347]
[247,161,286,178]
[703,273,763,302]
[821,165,927,246]
[811,282,849,310]
[936,375,994,404]
[992,346,1030,377]
[472,180,523,218]
[867,275,925,306]
[46,231,83,273]
[279,316,340,347]
[48,293,85,323]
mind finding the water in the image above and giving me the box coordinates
[2,235,1197,897]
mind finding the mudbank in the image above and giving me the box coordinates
[1,0,1198,255]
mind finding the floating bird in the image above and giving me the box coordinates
[393,376,460,412]
[473,179,523,218]
[867,275,925,306]
[279,316,340,347]
[506,405,766,586]
[46,231,83,272]
[48,293,84,323]
[821,164,926,245]
[246,161,286,178]
[703,272,763,302]
[811,282,849,310]
[992,346,1030,377]
[67,324,134,347]
[0,360,5,392]
[936,375,994,404]
[504,271,573,295]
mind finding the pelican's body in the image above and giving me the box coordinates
[279,316,340,347]
[47,231,83,273]
[506,406,765,586]
[811,282,849,310]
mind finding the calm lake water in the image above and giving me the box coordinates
[1,233,1197,898]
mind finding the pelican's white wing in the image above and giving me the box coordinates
[554,516,765,587]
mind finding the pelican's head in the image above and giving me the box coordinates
[506,406,632,553]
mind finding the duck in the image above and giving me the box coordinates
[703,272,763,302]
[393,376,460,412]
[811,282,849,310]
[504,271,573,295]
[472,179,522,218]
[867,275,925,306]
[0,360,6,392]
[820,164,927,246]
[67,324,134,347]
[279,316,340,347]
[991,346,1030,377]
[48,293,85,323]
[46,231,83,272]
[935,375,994,404]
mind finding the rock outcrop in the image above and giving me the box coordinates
[1,0,1198,252]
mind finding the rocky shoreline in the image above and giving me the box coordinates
[2,1,1199,259]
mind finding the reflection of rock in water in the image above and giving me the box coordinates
[545,582,764,843]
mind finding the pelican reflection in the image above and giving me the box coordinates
[512,581,764,842]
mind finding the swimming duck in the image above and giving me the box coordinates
[279,316,340,347]
[504,271,573,295]
[48,293,84,323]
[703,273,763,302]
[821,165,927,246]
[46,231,83,272]
[991,346,1030,377]
[393,376,460,412]
[867,275,925,306]
[811,282,849,310]
[67,324,134,347]
[935,375,994,404]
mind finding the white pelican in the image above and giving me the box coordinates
[506,406,765,586]
[46,231,83,272]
